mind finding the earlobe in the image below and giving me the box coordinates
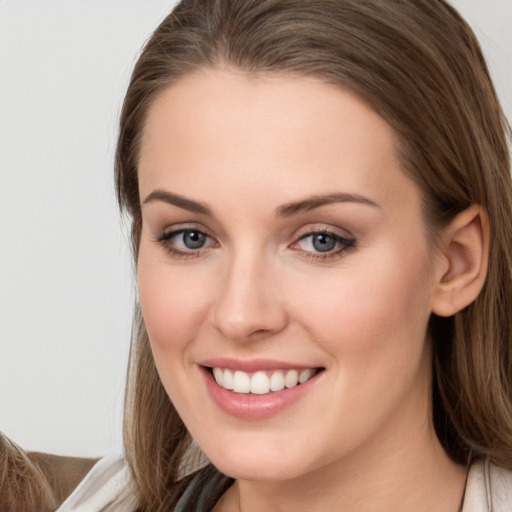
[431,205,489,317]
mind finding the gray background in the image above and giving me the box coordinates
[0,0,510,458]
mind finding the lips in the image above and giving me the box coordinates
[211,367,318,394]
[199,360,325,419]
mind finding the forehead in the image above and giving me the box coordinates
[140,68,395,161]
[138,69,420,215]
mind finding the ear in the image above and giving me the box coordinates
[431,205,489,317]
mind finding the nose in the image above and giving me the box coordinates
[210,251,288,342]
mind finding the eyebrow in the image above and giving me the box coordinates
[142,189,212,216]
[142,189,379,217]
[276,193,380,217]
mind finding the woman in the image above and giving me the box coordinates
[58,0,512,510]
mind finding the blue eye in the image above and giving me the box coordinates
[156,228,216,257]
[310,233,337,252]
[180,230,207,249]
[294,231,355,258]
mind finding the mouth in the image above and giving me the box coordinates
[200,362,325,419]
[208,367,324,395]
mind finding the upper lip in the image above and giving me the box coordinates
[199,358,323,373]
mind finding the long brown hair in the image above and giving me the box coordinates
[115,1,512,509]
[0,434,57,512]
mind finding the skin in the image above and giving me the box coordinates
[137,70,469,511]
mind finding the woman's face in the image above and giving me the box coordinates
[137,70,441,481]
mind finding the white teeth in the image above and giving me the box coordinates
[284,369,299,388]
[223,369,234,390]
[212,367,318,394]
[233,371,251,393]
[212,367,224,386]
[299,368,315,384]
[269,371,285,392]
[250,371,270,394]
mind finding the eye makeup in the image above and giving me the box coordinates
[154,223,356,262]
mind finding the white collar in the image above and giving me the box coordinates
[463,459,512,511]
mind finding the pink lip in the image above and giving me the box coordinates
[200,357,318,372]
[199,364,324,420]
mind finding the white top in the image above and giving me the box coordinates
[57,455,512,511]
[463,458,512,511]
[56,453,137,512]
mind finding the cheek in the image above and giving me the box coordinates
[137,253,217,416]
[137,248,213,359]
[289,242,435,361]
[282,243,436,440]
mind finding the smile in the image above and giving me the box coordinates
[211,367,320,395]
[201,363,325,419]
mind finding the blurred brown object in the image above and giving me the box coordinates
[29,451,98,506]
[0,433,97,512]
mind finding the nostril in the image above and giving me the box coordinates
[210,271,289,342]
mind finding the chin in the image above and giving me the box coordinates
[201,437,317,482]
[213,457,304,482]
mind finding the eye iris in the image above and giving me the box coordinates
[183,231,206,249]
[312,233,336,252]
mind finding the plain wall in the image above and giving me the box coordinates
[0,0,178,457]
[0,0,510,458]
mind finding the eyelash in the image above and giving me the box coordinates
[292,231,356,261]
[155,228,217,259]
[154,227,356,261]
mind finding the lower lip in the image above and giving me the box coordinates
[200,367,323,420]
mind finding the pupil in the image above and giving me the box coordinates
[184,231,206,249]
[312,234,336,252]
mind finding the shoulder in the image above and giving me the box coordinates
[463,459,512,512]
[55,457,232,512]
[56,453,137,512]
